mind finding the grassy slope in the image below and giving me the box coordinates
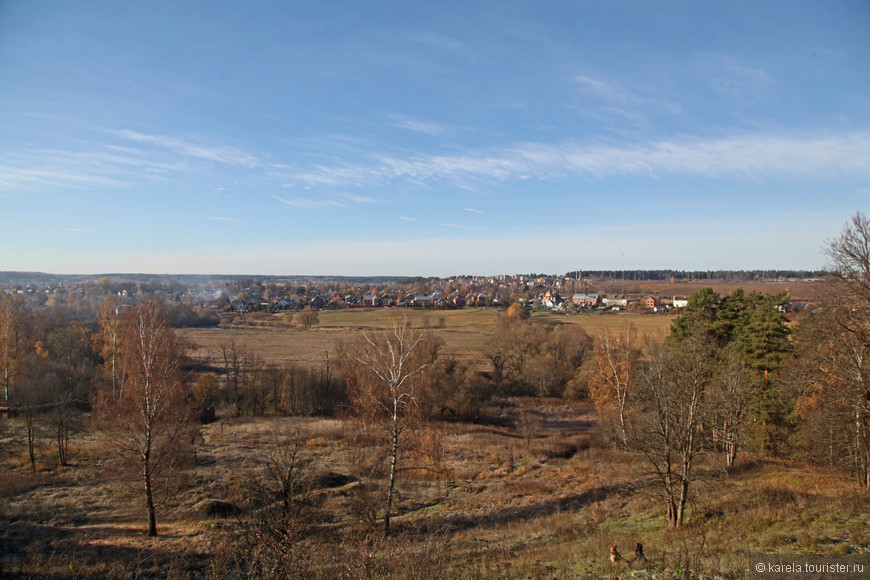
[1,403,867,578]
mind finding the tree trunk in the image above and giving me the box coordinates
[617,396,628,449]
[724,420,738,468]
[26,414,36,473]
[855,403,868,487]
[110,348,117,402]
[56,412,69,467]
[725,439,738,468]
[145,462,157,536]
[384,407,399,535]
[667,499,678,528]
[676,480,689,528]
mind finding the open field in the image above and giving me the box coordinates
[183,309,675,369]
[2,400,867,578]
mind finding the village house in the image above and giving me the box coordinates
[542,290,562,308]
[571,293,600,308]
[362,295,382,307]
[468,293,487,307]
[672,297,689,308]
[602,295,628,309]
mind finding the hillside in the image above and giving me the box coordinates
[1,398,866,578]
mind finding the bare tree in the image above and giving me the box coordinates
[44,320,93,466]
[95,301,191,536]
[632,333,715,528]
[793,307,870,486]
[234,426,316,577]
[589,323,640,448]
[16,352,55,472]
[791,211,870,487]
[515,410,542,446]
[94,296,126,402]
[349,318,432,534]
[825,211,870,305]
[710,346,755,467]
[0,295,24,404]
[220,337,253,416]
[296,307,319,330]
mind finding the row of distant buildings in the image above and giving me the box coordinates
[231,290,495,313]
[538,291,688,311]
[226,286,697,314]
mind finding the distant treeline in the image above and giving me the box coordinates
[0,272,412,288]
[565,269,826,281]
[0,269,827,289]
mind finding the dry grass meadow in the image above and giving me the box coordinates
[2,302,867,578]
[183,308,674,370]
[2,401,867,578]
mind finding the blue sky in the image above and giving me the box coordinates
[1,1,868,276]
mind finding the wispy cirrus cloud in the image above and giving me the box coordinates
[463,207,484,214]
[572,74,681,121]
[388,113,452,137]
[109,129,260,167]
[574,75,633,105]
[398,216,417,222]
[1,127,257,191]
[0,163,129,189]
[270,192,377,210]
[210,217,243,223]
[342,193,377,205]
[279,132,870,191]
[0,139,189,190]
[271,194,347,210]
[698,53,774,97]
[408,31,466,53]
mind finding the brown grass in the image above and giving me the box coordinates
[3,395,867,578]
[183,308,674,369]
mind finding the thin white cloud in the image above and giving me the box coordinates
[0,164,129,189]
[388,114,451,137]
[271,194,348,210]
[341,193,377,205]
[574,75,631,104]
[407,32,465,53]
[210,217,242,223]
[0,142,188,190]
[571,74,681,121]
[270,192,378,210]
[110,129,260,168]
[698,53,773,96]
[398,216,417,222]
[280,132,870,190]
[463,207,484,214]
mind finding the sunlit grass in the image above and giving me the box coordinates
[3,400,868,578]
[183,308,674,369]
